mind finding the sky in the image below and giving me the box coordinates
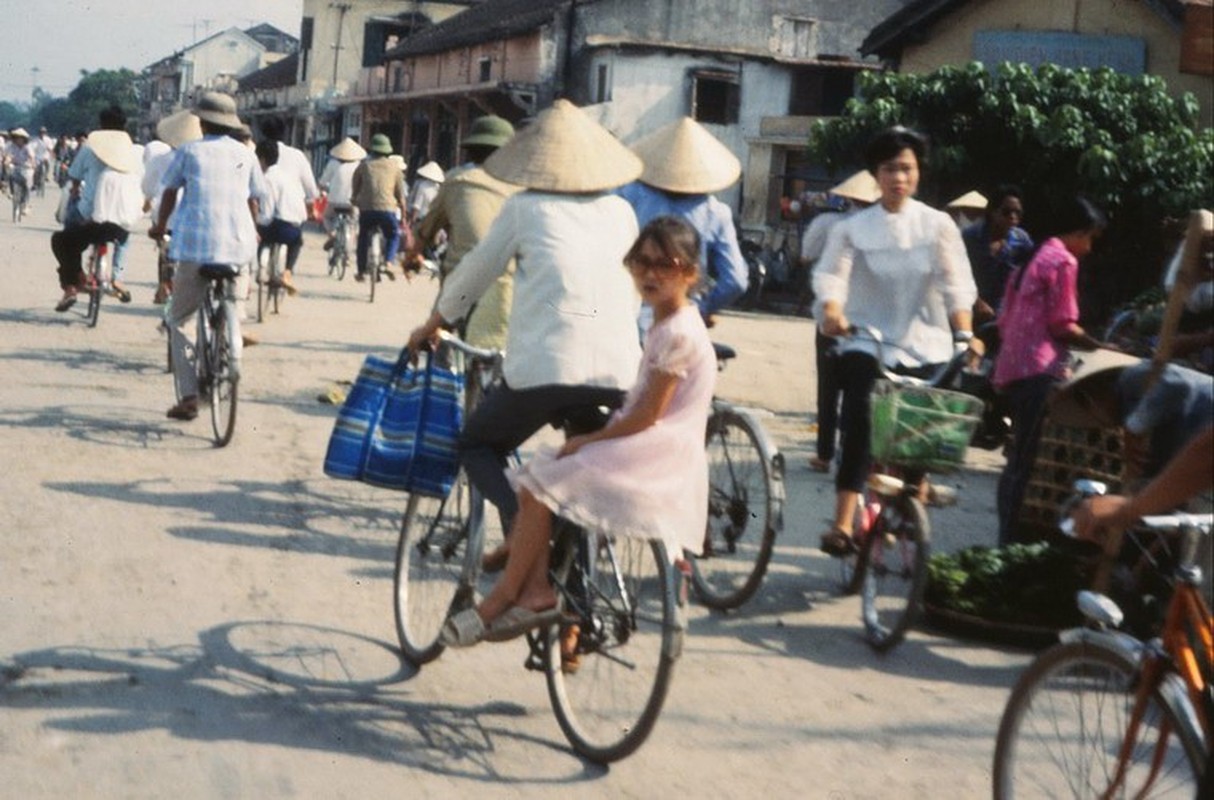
[0,0,303,104]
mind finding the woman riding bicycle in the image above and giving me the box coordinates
[812,126,980,556]
[406,99,644,561]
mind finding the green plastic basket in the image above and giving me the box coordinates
[870,381,984,473]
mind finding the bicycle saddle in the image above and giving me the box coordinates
[200,263,240,280]
[713,343,736,363]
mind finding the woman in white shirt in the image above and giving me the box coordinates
[407,100,643,538]
[812,127,980,556]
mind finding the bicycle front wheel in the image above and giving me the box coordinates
[858,493,929,651]
[85,252,105,328]
[692,409,777,610]
[394,470,477,665]
[208,303,238,447]
[993,639,1203,799]
[546,535,681,763]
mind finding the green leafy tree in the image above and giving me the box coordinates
[807,62,1214,315]
[30,68,140,136]
[0,100,27,131]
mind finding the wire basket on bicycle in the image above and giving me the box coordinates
[870,382,984,474]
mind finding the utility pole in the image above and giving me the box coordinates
[30,65,40,97]
[331,3,352,90]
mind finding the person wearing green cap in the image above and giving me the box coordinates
[405,115,519,349]
[351,133,406,281]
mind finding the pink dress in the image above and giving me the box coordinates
[509,304,716,559]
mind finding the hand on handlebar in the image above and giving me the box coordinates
[820,311,849,338]
[1072,494,1133,541]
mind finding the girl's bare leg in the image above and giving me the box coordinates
[834,489,860,535]
[477,489,557,623]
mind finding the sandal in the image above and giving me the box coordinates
[54,293,77,313]
[439,608,486,648]
[809,456,832,473]
[110,285,132,303]
[166,397,199,421]
[820,528,857,557]
[483,605,562,642]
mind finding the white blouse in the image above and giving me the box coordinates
[812,198,977,367]
[437,190,641,390]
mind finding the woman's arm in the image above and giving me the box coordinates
[813,222,854,335]
[558,370,680,458]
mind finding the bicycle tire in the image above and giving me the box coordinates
[86,250,105,328]
[993,639,1204,799]
[691,409,777,610]
[369,233,381,303]
[857,493,929,651]
[256,265,267,324]
[545,534,681,763]
[394,469,478,665]
[208,299,238,447]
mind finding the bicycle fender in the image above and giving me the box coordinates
[1058,626,1145,665]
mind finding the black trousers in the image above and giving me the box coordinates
[51,221,129,289]
[815,328,841,462]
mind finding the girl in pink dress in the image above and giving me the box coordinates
[993,196,1106,544]
[441,216,717,647]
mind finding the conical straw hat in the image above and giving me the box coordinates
[830,170,881,204]
[88,130,138,173]
[484,99,642,193]
[416,161,445,183]
[329,137,367,162]
[156,110,203,149]
[630,117,740,194]
[947,190,988,210]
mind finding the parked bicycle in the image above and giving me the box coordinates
[688,342,785,609]
[992,479,1210,798]
[394,331,685,763]
[836,327,983,651]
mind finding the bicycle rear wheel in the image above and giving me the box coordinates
[369,234,381,303]
[857,493,929,651]
[546,534,681,763]
[394,469,478,665]
[86,251,105,328]
[207,300,238,447]
[993,639,1203,799]
[691,409,777,609]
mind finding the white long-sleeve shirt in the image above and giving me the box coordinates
[813,198,977,367]
[437,190,642,390]
[318,157,359,207]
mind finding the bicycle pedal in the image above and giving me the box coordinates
[522,630,547,672]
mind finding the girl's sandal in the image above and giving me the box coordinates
[809,456,831,473]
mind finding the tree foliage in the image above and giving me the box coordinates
[29,68,140,136]
[0,100,26,131]
[807,62,1214,314]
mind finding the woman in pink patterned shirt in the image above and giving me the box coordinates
[993,197,1106,544]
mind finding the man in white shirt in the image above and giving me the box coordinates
[254,139,306,294]
[260,118,318,271]
[318,137,364,252]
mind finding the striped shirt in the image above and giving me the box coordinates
[161,134,269,265]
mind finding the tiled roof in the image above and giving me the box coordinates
[384,0,571,60]
[238,52,299,92]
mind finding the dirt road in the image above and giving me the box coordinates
[0,194,1029,798]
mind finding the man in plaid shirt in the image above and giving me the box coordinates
[150,91,269,421]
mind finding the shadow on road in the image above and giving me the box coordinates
[0,405,193,449]
[0,620,603,782]
[44,476,407,563]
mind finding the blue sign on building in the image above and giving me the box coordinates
[974,31,1146,75]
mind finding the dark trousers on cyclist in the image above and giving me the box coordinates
[168,262,244,401]
[997,373,1055,545]
[356,210,400,276]
[835,351,938,493]
[460,382,625,532]
[257,219,304,271]
[50,221,129,289]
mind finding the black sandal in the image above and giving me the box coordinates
[820,528,857,557]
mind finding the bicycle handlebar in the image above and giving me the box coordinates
[436,329,502,363]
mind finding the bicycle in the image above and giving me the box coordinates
[256,242,287,322]
[10,173,29,223]
[83,239,119,329]
[835,327,983,651]
[688,342,786,610]
[394,331,685,763]
[992,480,1211,798]
[365,229,385,302]
[328,210,353,281]
[192,264,241,447]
